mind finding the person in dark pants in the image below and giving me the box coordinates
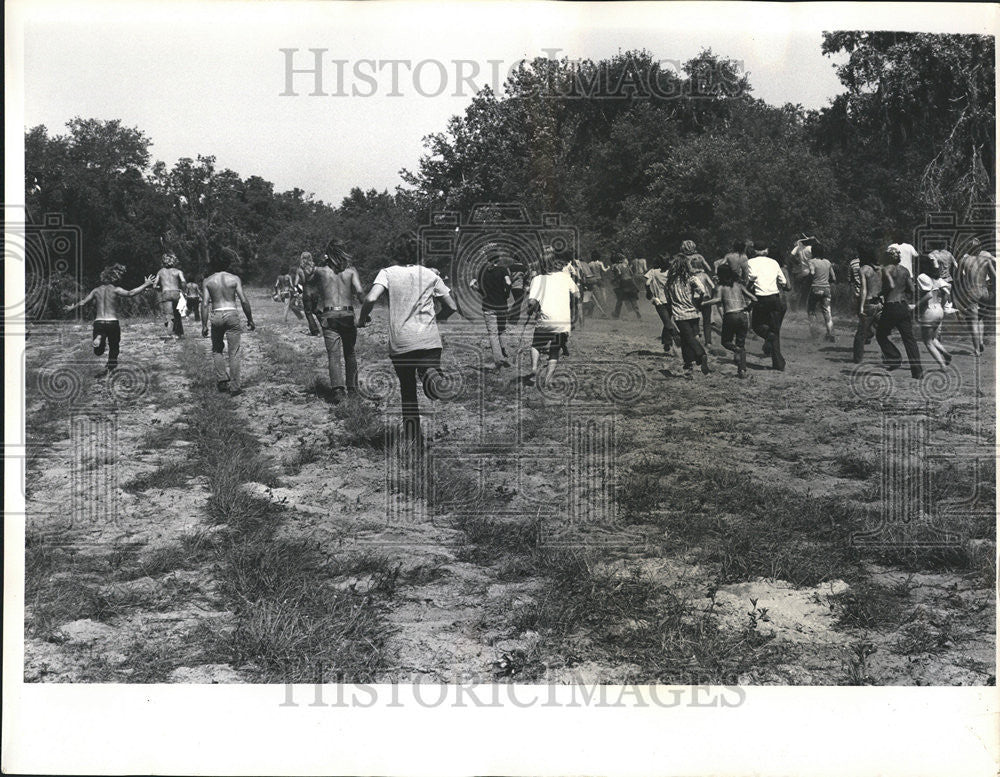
[746,245,790,371]
[300,243,366,403]
[700,263,757,378]
[611,254,642,319]
[358,231,459,442]
[154,253,186,338]
[470,250,512,369]
[184,280,202,322]
[644,255,678,355]
[64,265,156,375]
[665,255,710,376]
[876,249,923,379]
[507,256,529,324]
[853,253,883,363]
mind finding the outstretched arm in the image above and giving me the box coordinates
[235,277,255,330]
[117,275,156,297]
[64,288,97,311]
[357,283,386,327]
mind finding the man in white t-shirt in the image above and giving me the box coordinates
[747,245,790,371]
[358,231,458,441]
[524,248,580,386]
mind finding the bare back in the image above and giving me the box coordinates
[93,285,130,320]
[157,267,185,293]
[308,266,363,309]
[958,252,995,298]
[882,264,912,303]
[204,271,244,310]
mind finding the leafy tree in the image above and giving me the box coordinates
[815,32,995,224]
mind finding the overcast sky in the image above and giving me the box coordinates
[17,2,979,206]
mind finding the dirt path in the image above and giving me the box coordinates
[23,292,996,685]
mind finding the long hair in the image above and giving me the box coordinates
[100,264,125,284]
[666,255,691,285]
[323,237,353,271]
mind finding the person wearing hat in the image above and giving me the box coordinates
[915,257,953,370]
[154,252,187,338]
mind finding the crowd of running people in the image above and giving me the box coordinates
[65,228,995,439]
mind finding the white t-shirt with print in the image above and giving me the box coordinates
[372,265,450,355]
[528,271,578,333]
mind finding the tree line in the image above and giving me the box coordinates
[25,32,994,316]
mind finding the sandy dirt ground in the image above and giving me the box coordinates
[22,288,996,685]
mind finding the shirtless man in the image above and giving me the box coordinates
[154,253,187,338]
[300,246,365,403]
[65,265,156,375]
[183,280,202,321]
[875,248,922,379]
[201,253,255,395]
[955,239,996,355]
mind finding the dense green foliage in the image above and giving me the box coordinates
[25,34,995,312]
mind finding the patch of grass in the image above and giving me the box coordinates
[615,455,671,517]
[832,580,911,629]
[138,421,191,452]
[123,460,199,493]
[505,549,772,684]
[835,449,879,480]
[113,541,214,582]
[842,640,879,685]
[26,577,110,638]
[169,339,396,682]
[334,396,387,448]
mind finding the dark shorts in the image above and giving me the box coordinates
[531,330,568,358]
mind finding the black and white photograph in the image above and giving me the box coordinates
[4,1,998,774]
